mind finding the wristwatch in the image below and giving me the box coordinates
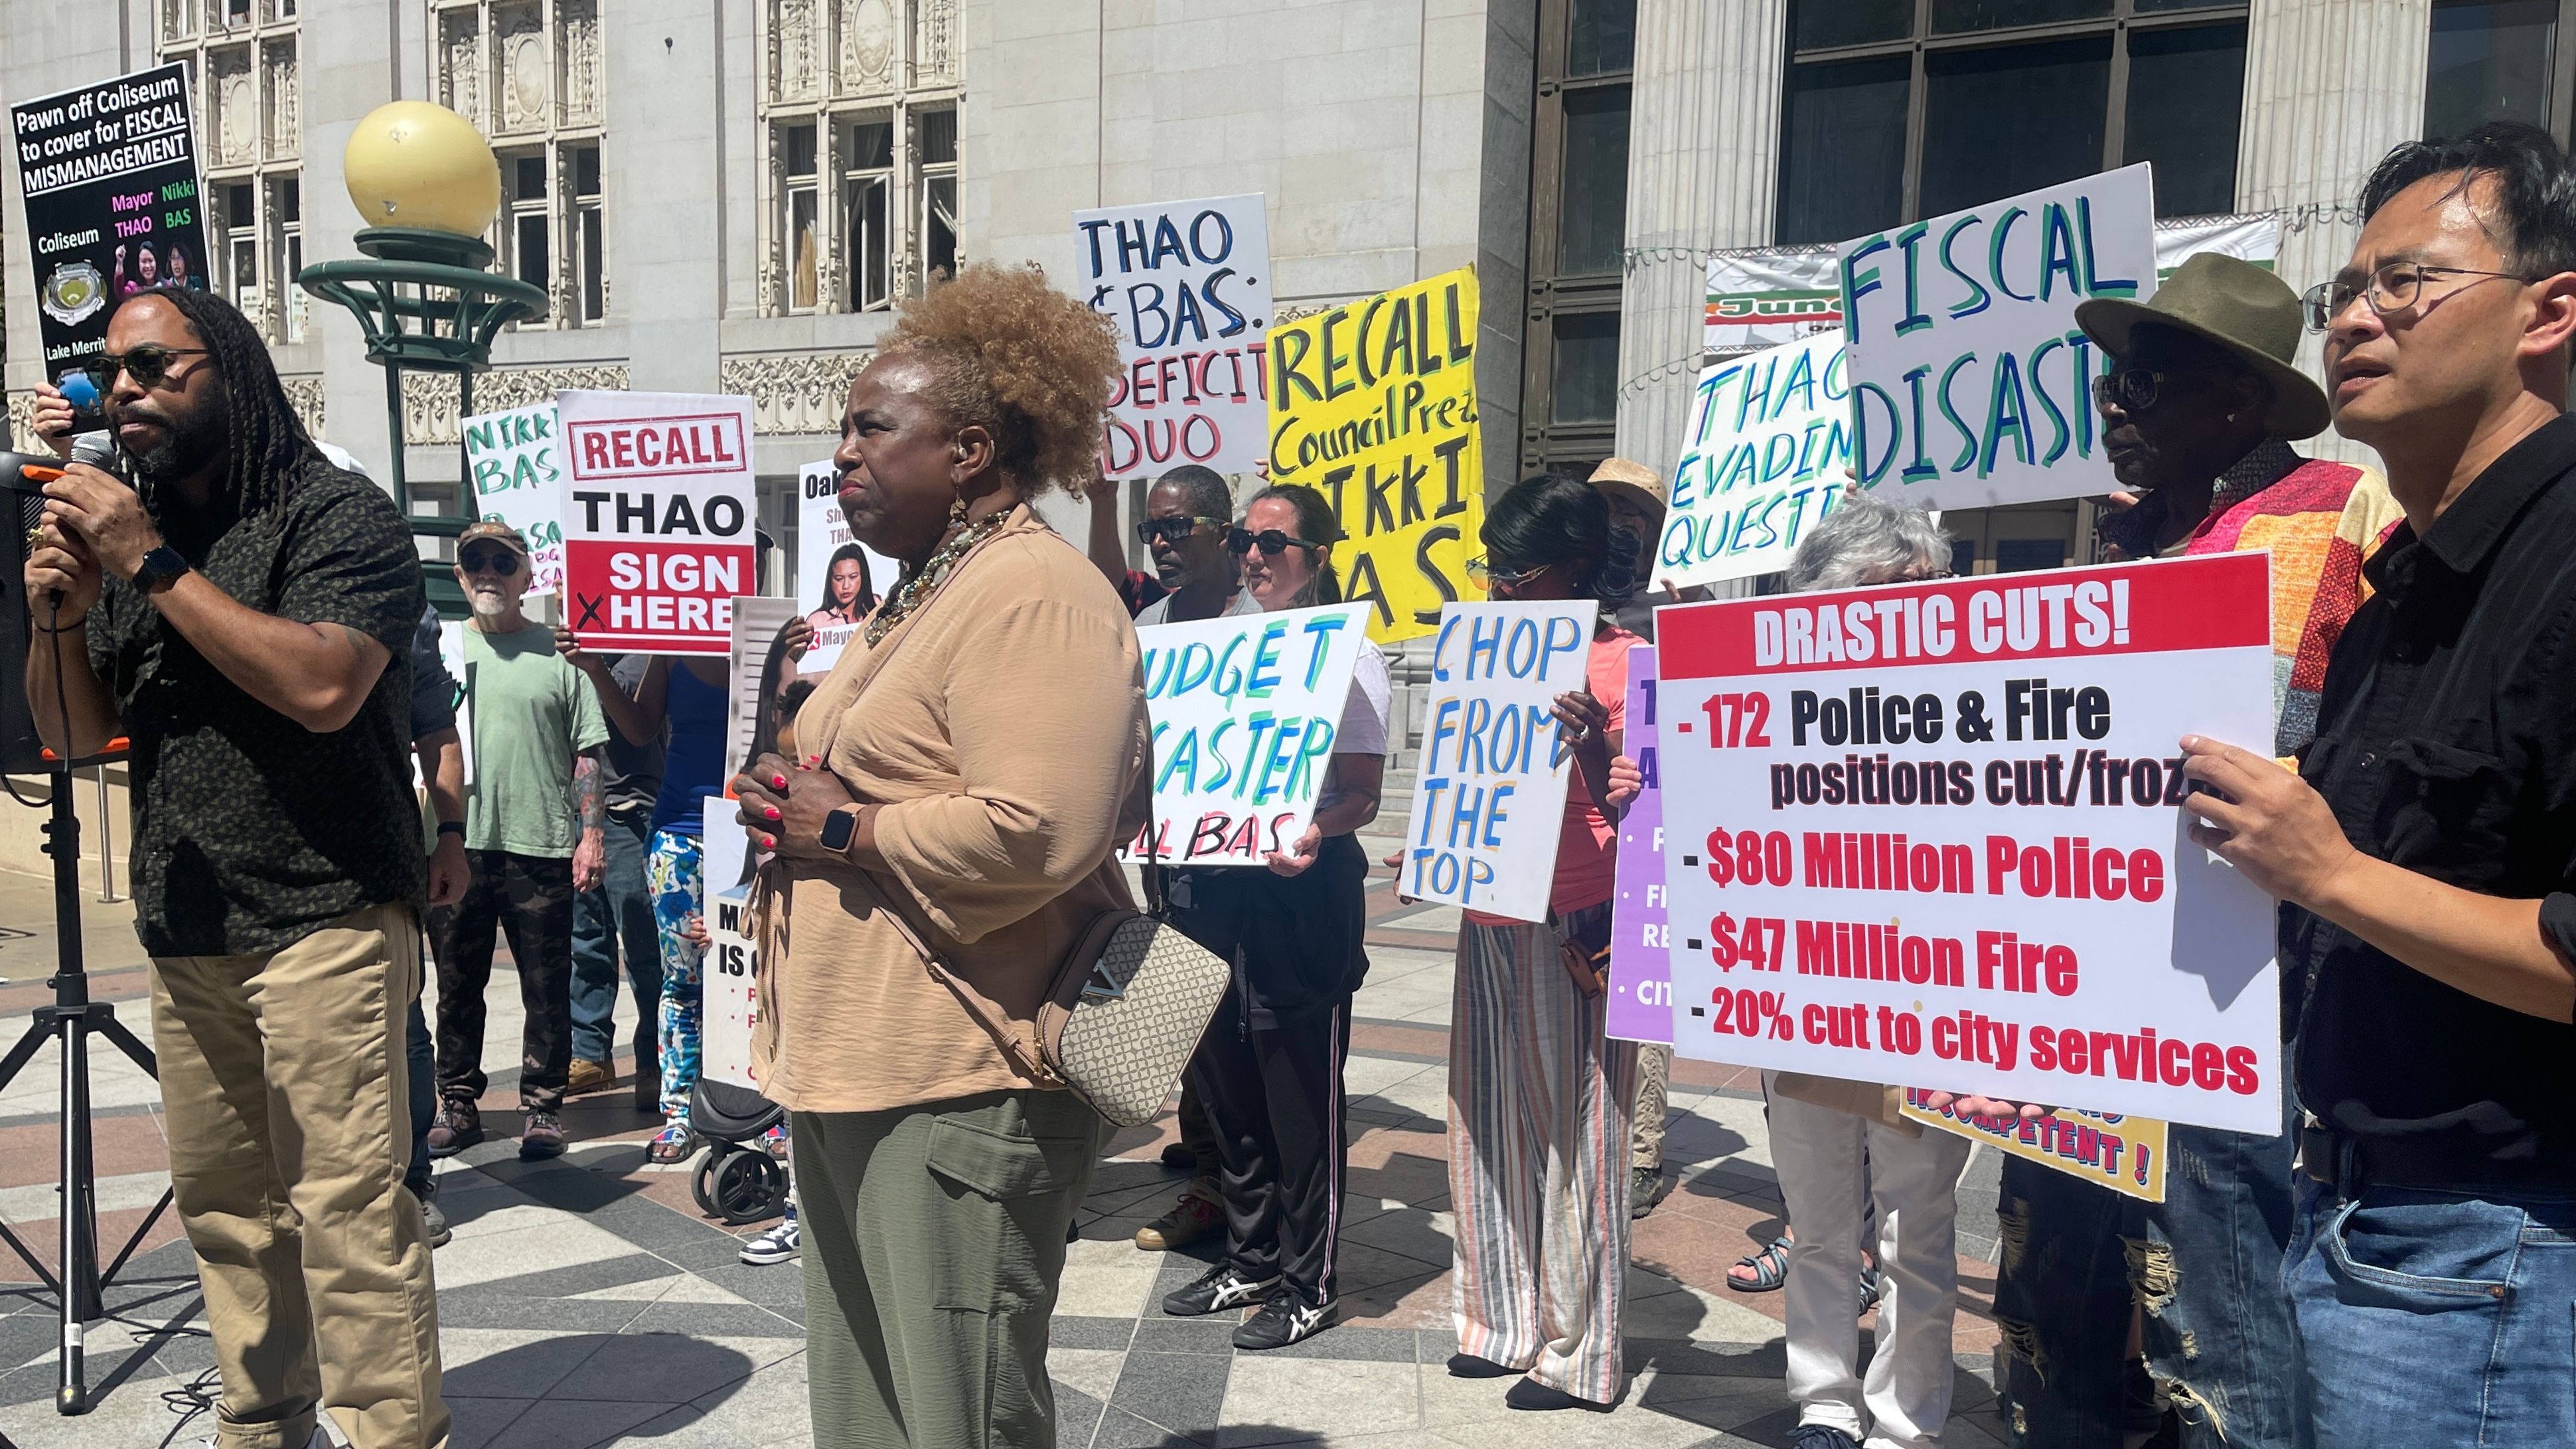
[437,821,465,838]
[132,545,190,595]
[818,804,863,854]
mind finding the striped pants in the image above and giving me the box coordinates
[1447,904,1639,1403]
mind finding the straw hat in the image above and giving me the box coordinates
[1588,457,1665,516]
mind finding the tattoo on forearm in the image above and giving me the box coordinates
[575,752,603,831]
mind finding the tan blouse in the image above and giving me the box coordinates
[751,504,1151,1114]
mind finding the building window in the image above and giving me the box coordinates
[2425,1,2572,139]
[757,0,964,317]
[1521,0,1635,476]
[434,1,607,329]
[1775,0,2251,243]
[160,0,302,344]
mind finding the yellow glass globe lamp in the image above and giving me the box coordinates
[343,101,500,238]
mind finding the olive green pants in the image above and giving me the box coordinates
[793,1091,1106,1449]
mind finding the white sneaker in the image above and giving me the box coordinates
[739,1212,799,1265]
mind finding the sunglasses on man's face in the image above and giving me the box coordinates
[1134,514,1226,547]
[90,344,213,392]
[459,548,522,575]
[1227,526,1323,556]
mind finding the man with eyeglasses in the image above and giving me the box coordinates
[1974,251,2401,1449]
[416,520,609,1165]
[23,288,448,1447]
[2165,123,2576,1446]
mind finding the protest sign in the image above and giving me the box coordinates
[1267,266,1485,645]
[558,390,757,655]
[10,63,206,388]
[1077,192,1274,479]
[1608,645,1671,1045]
[700,806,759,1090]
[461,403,567,597]
[1398,601,1595,921]
[1704,212,2281,354]
[1902,1089,2169,1202]
[724,596,802,794]
[1660,331,1851,591]
[1656,554,2281,1133]
[795,459,899,678]
[1122,602,1370,865]
[1839,165,2157,511]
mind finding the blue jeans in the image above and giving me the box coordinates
[2287,1175,2576,1446]
[569,808,662,1065]
[406,995,433,1195]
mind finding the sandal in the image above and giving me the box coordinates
[648,1120,698,1165]
[1727,1233,1792,1293]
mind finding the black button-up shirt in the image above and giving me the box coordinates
[2291,414,2576,1177]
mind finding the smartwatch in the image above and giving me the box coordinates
[133,545,190,595]
[818,805,862,854]
[437,821,466,838]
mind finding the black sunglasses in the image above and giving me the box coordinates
[458,547,522,575]
[90,344,212,392]
[1227,526,1324,556]
[1134,514,1227,546]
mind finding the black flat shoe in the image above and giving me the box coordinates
[1505,1379,1614,1412]
[1446,1353,1519,1379]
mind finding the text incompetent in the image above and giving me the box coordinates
[1401,601,1596,921]
[559,389,757,656]
[1656,553,2282,1134]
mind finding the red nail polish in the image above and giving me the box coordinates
[765,806,781,821]
[762,836,777,850]
[771,775,788,790]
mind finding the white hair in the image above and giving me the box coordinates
[1785,494,1951,593]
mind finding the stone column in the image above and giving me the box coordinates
[1610,0,1787,487]
[2236,0,2432,465]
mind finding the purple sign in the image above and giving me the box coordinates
[1606,645,1671,1043]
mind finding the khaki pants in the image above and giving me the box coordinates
[151,903,448,1449]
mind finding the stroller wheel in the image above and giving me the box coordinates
[696,1146,789,1225]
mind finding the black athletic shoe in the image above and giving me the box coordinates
[1161,1263,1278,1318]
[1233,1288,1335,1350]
[1446,1353,1518,1379]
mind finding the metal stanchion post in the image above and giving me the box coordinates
[92,766,115,903]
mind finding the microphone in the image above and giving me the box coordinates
[6,437,118,611]
[68,431,118,477]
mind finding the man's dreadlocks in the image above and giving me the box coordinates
[115,288,325,517]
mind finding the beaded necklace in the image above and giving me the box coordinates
[864,504,1011,647]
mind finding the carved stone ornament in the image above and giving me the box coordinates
[7,392,36,454]
[498,5,548,134]
[214,48,256,165]
[918,0,957,84]
[402,364,631,446]
[777,0,822,102]
[263,40,297,160]
[559,1,601,125]
[280,376,325,441]
[720,352,871,435]
[845,0,896,91]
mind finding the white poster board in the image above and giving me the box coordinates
[1397,601,1596,921]
[1655,554,2281,1134]
[1661,331,1851,590]
[1840,164,2157,511]
[1122,602,1370,865]
[1075,192,1274,479]
[558,389,757,655]
[460,402,567,597]
[794,459,900,678]
[725,595,803,791]
[699,806,758,1091]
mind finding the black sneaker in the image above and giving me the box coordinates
[1235,1288,1335,1350]
[1789,1425,1862,1449]
[1161,1263,1278,1318]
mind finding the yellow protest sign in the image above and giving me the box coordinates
[1901,1089,2170,1202]
[1266,266,1485,644]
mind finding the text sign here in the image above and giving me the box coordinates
[1122,603,1371,866]
[1608,645,1671,1045]
[1266,266,1486,645]
[795,459,900,678]
[558,390,758,656]
[1841,164,2157,511]
[1400,601,1596,922]
[461,403,567,597]
[1656,554,2281,1134]
[1077,192,1274,480]
[1661,330,1851,591]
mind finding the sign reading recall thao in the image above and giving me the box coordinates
[1077,192,1274,479]
[560,390,757,656]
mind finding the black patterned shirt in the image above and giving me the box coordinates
[87,457,428,957]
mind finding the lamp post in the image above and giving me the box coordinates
[295,101,548,617]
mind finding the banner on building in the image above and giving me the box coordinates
[1077,192,1274,480]
[1841,163,2158,512]
[1122,602,1371,865]
[1661,331,1851,591]
[10,62,207,387]
[795,459,899,678]
[1655,553,2282,1134]
[558,389,757,655]
[1608,645,1671,1045]
[1902,1089,2170,1202]
[700,806,759,1090]
[461,403,568,597]
[1398,601,1594,921]
[1705,211,2282,354]
[1267,266,1485,645]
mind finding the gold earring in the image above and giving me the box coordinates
[947,496,970,528]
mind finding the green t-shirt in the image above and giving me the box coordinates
[459,622,610,857]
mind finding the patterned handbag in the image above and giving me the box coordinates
[847,870,1231,1127]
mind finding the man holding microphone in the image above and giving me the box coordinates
[23,289,447,1448]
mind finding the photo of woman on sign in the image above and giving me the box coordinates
[806,544,875,630]
[112,240,161,298]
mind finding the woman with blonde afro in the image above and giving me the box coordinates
[729,263,1152,1448]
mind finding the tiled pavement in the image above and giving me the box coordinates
[0,858,2013,1449]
